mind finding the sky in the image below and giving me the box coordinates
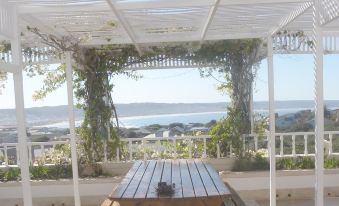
[0,54,339,109]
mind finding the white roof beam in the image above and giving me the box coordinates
[270,1,313,35]
[20,14,68,38]
[321,0,339,26]
[200,0,221,43]
[116,0,310,10]
[18,0,311,14]
[105,0,142,55]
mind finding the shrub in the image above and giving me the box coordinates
[232,153,269,171]
[4,168,21,181]
[325,158,339,169]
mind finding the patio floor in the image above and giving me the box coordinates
[255,198,339,206]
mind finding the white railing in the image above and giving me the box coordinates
[1,131,339,166]
[0,140,69,166]
[243,131,339,157]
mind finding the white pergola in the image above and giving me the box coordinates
[0,0,338,206]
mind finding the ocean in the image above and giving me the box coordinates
[36,108,309,129]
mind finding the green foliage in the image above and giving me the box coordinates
[209,108,268,158]
[324,158,339,169]
[232,153,269,171]
[31,136,50,142]
[3,167,20,181]
[276,157,315,170]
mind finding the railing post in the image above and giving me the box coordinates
[157,139,161,160]
[243,135,246,151]
[304,135,308,156]
[292,135,296,157]
[173,138,177,159]
[16,145,20,166]
[40,144,45,165]
[217,142,221,159]
[329,134,333,156]
[142,139,147,160]
[280,135,284,156]
[116,147,120,162]
[230,143,233,157]
[254,135,258,152]
[188,138,192,158]
[202,137,207,158]
[28,145,32,165]
[4,145,8,166]
[103,140,107,162]
[128,140,132,161]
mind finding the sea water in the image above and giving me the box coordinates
[37,108,307,129]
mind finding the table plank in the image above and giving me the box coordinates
[110,161,142,199]
[171,159,183,198]
[203,161,231,196]
[100,199,113,206]
[134,160,157,199]
[123,161,150,198]
[146,160,165,198]
[187,159,207,197]
[179,159,195,198]
[161,160,172,184]
[194,159,219,197]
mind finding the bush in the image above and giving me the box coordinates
[232,153,269,171]
[324,158,339,169]
[4,168,21,181]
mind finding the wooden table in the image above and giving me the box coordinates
[101,159,232,206]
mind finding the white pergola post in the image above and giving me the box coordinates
[11,6,33,206]
[267,35,276,206]
[65,52,81,206]
[313,0,324,205]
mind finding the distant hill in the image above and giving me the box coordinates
[1,100,339,127]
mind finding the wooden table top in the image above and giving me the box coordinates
[109,159,231,201]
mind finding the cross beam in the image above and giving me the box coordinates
[270,1,313,35]
[200,0,221,43]
[105,0,142,55]
[321,0,339,26]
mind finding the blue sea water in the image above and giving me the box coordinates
[38,108,308,129]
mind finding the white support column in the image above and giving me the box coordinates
[267,35,276,206]
[11,5,33,206]
[313,1,324,205]
[65,52,81,206]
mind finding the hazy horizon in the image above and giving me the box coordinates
[0,99,338,110]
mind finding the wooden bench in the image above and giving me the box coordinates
[101,159,233,206]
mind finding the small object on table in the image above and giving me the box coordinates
[156,182,175,196]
